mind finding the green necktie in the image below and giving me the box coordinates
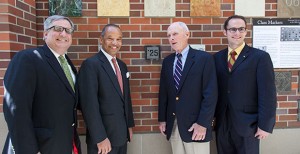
[58,55,74,91]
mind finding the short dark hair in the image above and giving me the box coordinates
[223,15,247,30]
[101,24,121,37]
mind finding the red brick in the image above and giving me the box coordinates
[130,18,150,24]
[176,4,189,10]
[120,25,140,31]
[16,0,30,12]
[134,113,151,119]
[279,115,297,121]
[151,18,171,24]
[274,122,287,128]
[265,11,277,17]
[192,18,211,24]
[132,32,150,37]
[150,85,159,92]
[88,18,108,24]
[131,73,150,79]
[278,102,297,108]
[202,38,221,44]
[142,66,161,72]
[142,106,158,112]
[77,25,99,31]
[173,18,191,24]
[141,79,159,85]
[141,93,158,99]
[131,86,150,93]
[130,4,143,10]
[141,25,160,31]
[142,119,158,125]
[142,39,160,45]
[110,18,129,24]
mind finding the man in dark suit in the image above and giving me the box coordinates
[78,24,135,154]
[2,15,81,154]
[158,22,218,154]
[214,15,277,154]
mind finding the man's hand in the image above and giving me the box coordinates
[159,122,166,136]
[128,127,133,142]
[188,123,207,141]
[97,138,111,154]
[255,127,270,139]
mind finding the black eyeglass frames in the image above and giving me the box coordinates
[47,25,74,34]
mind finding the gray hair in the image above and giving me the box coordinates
[43,15,74,31]
[169,22,190,32]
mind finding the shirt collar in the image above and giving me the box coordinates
[101,48,115,61]
[228,42,245,56]
[48,45,65,59]
[176,45,189,58]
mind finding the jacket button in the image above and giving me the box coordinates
[72,123,75,126]
[173,113,175,116]
[176,97,179,101]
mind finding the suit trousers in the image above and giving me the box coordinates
[170,119,209,154]
[87,142,127,154]
[216,111,259,154]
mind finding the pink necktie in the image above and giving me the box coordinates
[112,58,123,93]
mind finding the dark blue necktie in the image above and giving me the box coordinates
[174,54,182,91]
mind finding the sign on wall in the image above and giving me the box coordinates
[190,0,220,17]
[278,0,300,17]
[144,0,175,17]
[252,18,300,68]
[97,0,129,16]
[235,0,265,17]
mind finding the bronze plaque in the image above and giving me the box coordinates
[278,0,300,17]
[190,0,220,17]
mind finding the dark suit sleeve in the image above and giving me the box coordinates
[256,52,277,133]
[197,54,218,128]
[78,60,107,144]
[123,64,135,128]
[158,60,167,122]
[3,51,39,153]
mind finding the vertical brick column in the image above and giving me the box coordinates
[0,0,37,112]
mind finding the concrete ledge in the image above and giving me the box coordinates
[1,113,300,154]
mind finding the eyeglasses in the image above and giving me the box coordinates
[226,27,247,33]
[47,25,74,34]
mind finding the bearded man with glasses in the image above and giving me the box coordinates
[2,15,81,154]
[213,15,277,154]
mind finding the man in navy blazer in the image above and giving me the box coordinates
[78,24,134,154]
[158,22,218,154]
[2,15,81,154]
[214,15,277,154]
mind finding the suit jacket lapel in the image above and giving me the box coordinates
[43,45,75,96]
[97,52,124,100]
[231,44,250,72]
[165,53,177,94]
[177,48,195,93]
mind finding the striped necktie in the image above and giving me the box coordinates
[228,51,237,72]
[58,55,74,91]
[174,54,183,91]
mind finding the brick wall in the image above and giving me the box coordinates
[1,0,299,134]
[0,0,37,112]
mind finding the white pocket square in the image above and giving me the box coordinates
[126,72,130,78]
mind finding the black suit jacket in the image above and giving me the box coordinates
[78,51,135,147]
[214,44,277,137]
[2,44,81,154]
[158,47,218,142]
